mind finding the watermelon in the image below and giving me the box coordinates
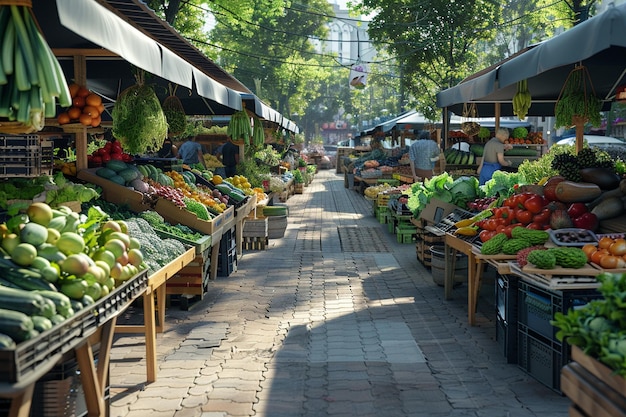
[96,167,116,179]
[106,160,128,173]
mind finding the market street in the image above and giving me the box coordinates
[109,169,571,417]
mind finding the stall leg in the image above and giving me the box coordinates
[143,289,157,383]
[210,241,220,280]
[444,246,456,300]
[7,384,34,417]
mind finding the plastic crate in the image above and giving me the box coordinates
[377,194,390,207]
[517,280,601,341]
[495,274,518,363]
[395,226,417,244]
[0,137,54,177]
[517,324,568,392]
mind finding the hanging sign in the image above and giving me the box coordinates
[349,63,368,90]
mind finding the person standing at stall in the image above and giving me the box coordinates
[409,130,444,181]
[477,127,513,185]
[219,138,240,177]
[177,136,207,168]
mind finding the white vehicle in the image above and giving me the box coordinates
[555,135,626,149]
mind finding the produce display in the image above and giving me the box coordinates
[552,272,626,376]
[56,83,105,127]
[444,147,475,165]
[0,4,72,130]
[0,202,150,345]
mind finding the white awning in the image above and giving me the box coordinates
[56,0,241,110]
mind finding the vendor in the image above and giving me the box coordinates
[409,130,444,180]
[217,138,240,177]
[477,128,513,185]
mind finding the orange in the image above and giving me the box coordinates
[581,244,597,261]
[79,113,92,126]
[90,115,101,127]
[82,105,99,117]
[85,93,102,107]
[67,106,82,120]
[57,112,70,125]
[72,95,86,108]
[77,86,90,98]
[68,83,80,98]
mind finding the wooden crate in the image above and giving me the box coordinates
[243,236,269,250]
[166,246,211,298]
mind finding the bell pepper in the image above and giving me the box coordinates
[572,212,599,231]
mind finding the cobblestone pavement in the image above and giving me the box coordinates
[109,169,571,417]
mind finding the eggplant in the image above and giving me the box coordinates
[580,167,621,190]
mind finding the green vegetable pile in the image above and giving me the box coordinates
[406,173,480,217]
[112,83,168,155]
[552,272,626,376]
[0,177,47,209]
[45,172,100,206]
[125,217,187,275]
[481,171,526,198]
[139,211,204,241]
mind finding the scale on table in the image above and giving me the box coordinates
[425,208,481,245]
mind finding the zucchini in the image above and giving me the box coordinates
[0,308,34,343]
[35,290,73,319]
[0,262,57,292]
[0,286,56,318]
[31,316,53,333]
[0,277,22,289]
[555,181,602,204]
[0,332,16,349]
[49,314,66,326]
[591,196,625,221]
[504,147,538,156]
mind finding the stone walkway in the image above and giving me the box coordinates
[109,169,571,417]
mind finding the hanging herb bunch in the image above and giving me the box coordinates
[252,116,265,147]
[555,65,602,128]
[162,85,187,137]
[227,110,253,145]
[112,69,168,154]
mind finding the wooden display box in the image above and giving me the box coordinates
[561,346,626,417]
[77,168,149,213]
[166,246,211,297]
[154,199,234,235]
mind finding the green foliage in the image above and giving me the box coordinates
[482,171,525,197]
[406,172,480,216]
[236,158,270,188]
[517,144,575,184]
[292,169,304,184]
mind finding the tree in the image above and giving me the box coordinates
[355,0,502,120]
[209,0,337,125]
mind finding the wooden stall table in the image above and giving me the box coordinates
[0,271,149,417]
[445,233,518,326]
[115,247,196,382]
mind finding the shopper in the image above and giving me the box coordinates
[477,127,513,185]
[409,130,443,180]
[219,138,240,177]
[157,137,178,158]
[177,136,206,168]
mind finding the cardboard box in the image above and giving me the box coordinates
[414,198,459,227]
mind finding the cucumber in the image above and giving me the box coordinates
[35,290,74,319]
[31,316,53,333]
[0,308,34,343]
[0,261,57,292]
[0,332,16,349]
[49,314,66,326]
[0,286,56,318]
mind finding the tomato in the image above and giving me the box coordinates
[609,239,626,256]
[523,194,545,214]
[496,224,506,234]
[526,222,543,230]
[516,210,533,225]
[482,219,499,231]
[504,196,518,209]
[503,224,517,239]
[532,208,551,225]
[479,230,497,243]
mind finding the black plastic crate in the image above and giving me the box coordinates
[496,314,517,364]
[495,274,518,363]
[517,280,601,341]
[496,274,518,324]
[517,324,568,392]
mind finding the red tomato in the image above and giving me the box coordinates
[526,222,543,230]
[479,230,497,243]
[524,194,545,214]
[482,219,499,231]
[533,208,551,225]
[504,197,517,209]
[110,152,124,161]
[503,224,517,239]
[100,153,111,163]
[567,203,588,219]
[516,210,533,225]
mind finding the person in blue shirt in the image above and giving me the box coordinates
[177,136,206,168]
[409,130,444,181]
[477,128,513,185]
